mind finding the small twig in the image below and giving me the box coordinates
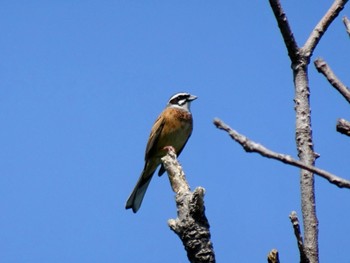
[268,0,299,63]
[336,118,350,136]
[314,58,350,103]
[161,148,215,263]
[267,249,280,263]
[213,118,350,189]
[289,211,310,263]
[343,16,350,36]
[303,0,348,58]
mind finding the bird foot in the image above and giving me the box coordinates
[163,146,176,153]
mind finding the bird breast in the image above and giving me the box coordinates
[156,108,193,156]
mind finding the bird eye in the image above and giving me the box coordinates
[169,93,190,105]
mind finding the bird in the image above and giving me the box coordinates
[125,92,197,213]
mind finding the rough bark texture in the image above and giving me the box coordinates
[293,61,319,263]
[161,148,215,263]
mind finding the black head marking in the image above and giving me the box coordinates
[168,93,191,106]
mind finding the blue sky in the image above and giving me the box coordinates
[1,1,350,262]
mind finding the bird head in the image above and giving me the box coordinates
[167,92,197,111]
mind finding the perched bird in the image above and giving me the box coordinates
[125,92,197,213]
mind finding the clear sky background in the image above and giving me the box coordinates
[1,1,350,262]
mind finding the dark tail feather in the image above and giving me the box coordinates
[125,170,154,213]
[158,164,166,176]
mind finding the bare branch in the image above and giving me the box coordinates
[303,0,348,58]
[213,118,350,189]
[267,249,280,263]
[293,59,318,263]
[268,1,349,262]
[161,147,216,263]
[289,211,310,263]
[336,118,350,136]
[343,16,350,36]
[268,0,299,62]
[314,58,350,103]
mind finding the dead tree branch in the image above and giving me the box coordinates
[303,0,348,58]
[268,1,348,262]
[314,58,350,103]
[213,118,350,189]
[289,211,309,263]
[336,118,350,136]
[343,16,350,36]
[161,147,215,263]
[267,249,280,263]
[268,0,299,63]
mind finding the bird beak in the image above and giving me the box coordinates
[188,95,197,101]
